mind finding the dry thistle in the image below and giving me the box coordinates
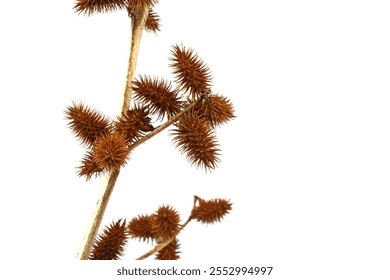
[191,196,232,224]
[192,94,236,128]
[128,214,155,242]
[114,106,154,143]
[93,133,130,170]
[144,9,160,33]
[155,238,180,260]
[132,75,182,120]
[170,44,212,99]
[171,113,221,170]
[65,102,112,148]
[78,150,105,180]
[90,219,129,260]
[151,205,180,241]
[74,0,127,15]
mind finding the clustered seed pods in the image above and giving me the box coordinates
[68,2,235,260]
[91,196,231,260]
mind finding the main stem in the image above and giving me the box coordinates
[76,6,150,260]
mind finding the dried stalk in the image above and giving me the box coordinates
[77,5,149,260]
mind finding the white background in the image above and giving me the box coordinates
[1,0,390,279]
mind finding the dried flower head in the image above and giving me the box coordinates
[191,196,232,224]
[74,0,127,15]
[193,94,235,128]
[132,75,182,119]
[65,102,112,148]
[90,219,128,260]
[78,150,104,180]
[155,239,181,260]
[171,113,220,170]
[151,205,180,240]
[93,133,130,170]
[114,106,154,143]
[128,0,158,12]
[170,44,212,99]
[128,214,155,242]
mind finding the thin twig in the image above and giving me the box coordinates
[128,98,202,152]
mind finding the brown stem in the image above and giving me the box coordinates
[128,98,202,152]
[76,6,149,260]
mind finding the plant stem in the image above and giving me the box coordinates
[121,6,150,115]
[76,169,120,259]
[76,6,150,260]
[128,98,201,152]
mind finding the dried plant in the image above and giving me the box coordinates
[67,0,235,260]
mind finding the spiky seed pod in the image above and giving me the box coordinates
[151,205,180,241]
[145,9,160,33]
[155,239,181,260]
[171,113,220,170]
[132,75,182,119]
[74,0,127,15]
[190,196,232,224]
[114,106,154,143]
[65,102,112,148]
[128,0,158,12]
[192,94,236,128]
[90,219,128,260]
[93,133,130,170]
[78,151,104,180]
[170,44,212,99]
[128,214,155,242]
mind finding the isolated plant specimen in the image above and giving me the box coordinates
[67,0,235,260]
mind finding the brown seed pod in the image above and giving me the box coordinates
[132,75,182,120]
[128,214,155,242]
[171,113,220,170]
[114,105,154,143]
[89,219,128,260]
[170,44,212,99]
[92,133,130,170]
[192,94,236,128]
[74,0,127,15]
[145,9,160,33]
[65,102,112,148]
[150,205,180,241]
[155,238,181,260]
[190,196,232,224]
[77,150,104,180]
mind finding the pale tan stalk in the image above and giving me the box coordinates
[121,6,150,115]
[77,5,149,260]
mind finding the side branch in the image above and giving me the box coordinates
[129,97,202,152]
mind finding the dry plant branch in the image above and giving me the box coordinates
[69,0,235,260]
[77,4,149,260]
